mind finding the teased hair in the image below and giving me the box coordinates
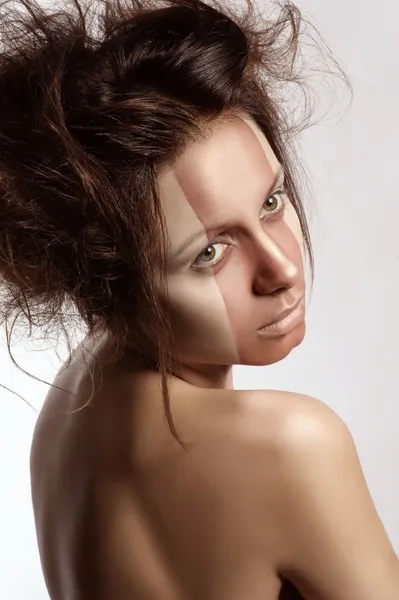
[0,0,349,448]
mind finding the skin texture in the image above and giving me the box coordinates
[30,113,310,600]
[155,113,306,388]
[29,113,399,600]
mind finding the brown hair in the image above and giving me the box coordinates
[0,0,349,449]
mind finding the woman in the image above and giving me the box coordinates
[0,0,398,598]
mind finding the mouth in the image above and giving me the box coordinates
[258,296,305,334]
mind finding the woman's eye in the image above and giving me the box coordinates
[192,242,230,270]
[260,189,286,218]
[191,189,287,271]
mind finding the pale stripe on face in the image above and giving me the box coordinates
[157,164,240,364]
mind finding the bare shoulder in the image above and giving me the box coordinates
[88,376,399,600]
[121,375,340,468]
[227,387,345,446]
[240,389,399,600]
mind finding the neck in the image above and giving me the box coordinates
[134,333,235,390]
[172,361,234,390]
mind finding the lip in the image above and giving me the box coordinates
[257,296,304,335]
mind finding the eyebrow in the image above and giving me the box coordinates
[171,164,285,259]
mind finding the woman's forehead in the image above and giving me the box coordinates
[157,116,281,259]
[159,114,279,188]
[175,115,278,181]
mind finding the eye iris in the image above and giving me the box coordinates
[264,195,278,211]
[201,246,216,261]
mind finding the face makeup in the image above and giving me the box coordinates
[155,112,306,387]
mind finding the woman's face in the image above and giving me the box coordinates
[156,113,306,372]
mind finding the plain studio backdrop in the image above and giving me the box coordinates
[1,0,398,598]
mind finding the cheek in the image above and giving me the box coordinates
[284,201,304,261]
[216,262,252,357]
[164,273,240,361]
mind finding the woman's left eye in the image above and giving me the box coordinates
[260,188,286,219]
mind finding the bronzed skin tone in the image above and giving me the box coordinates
[154,112,306,387]
[30,113,307,600]
[29,113,399,600]
[31,116,305,600]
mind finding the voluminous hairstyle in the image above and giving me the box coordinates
[0,0,348,448]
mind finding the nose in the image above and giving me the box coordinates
[251,232,300,296]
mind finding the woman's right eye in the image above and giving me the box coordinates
[191,242,230,270]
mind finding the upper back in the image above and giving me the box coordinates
[30,336,309,600]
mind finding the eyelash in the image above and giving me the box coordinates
[191,188,287,271]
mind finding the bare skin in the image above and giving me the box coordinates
[30,113,399,599]
[31,335,304,599]
[30,335,399,600]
